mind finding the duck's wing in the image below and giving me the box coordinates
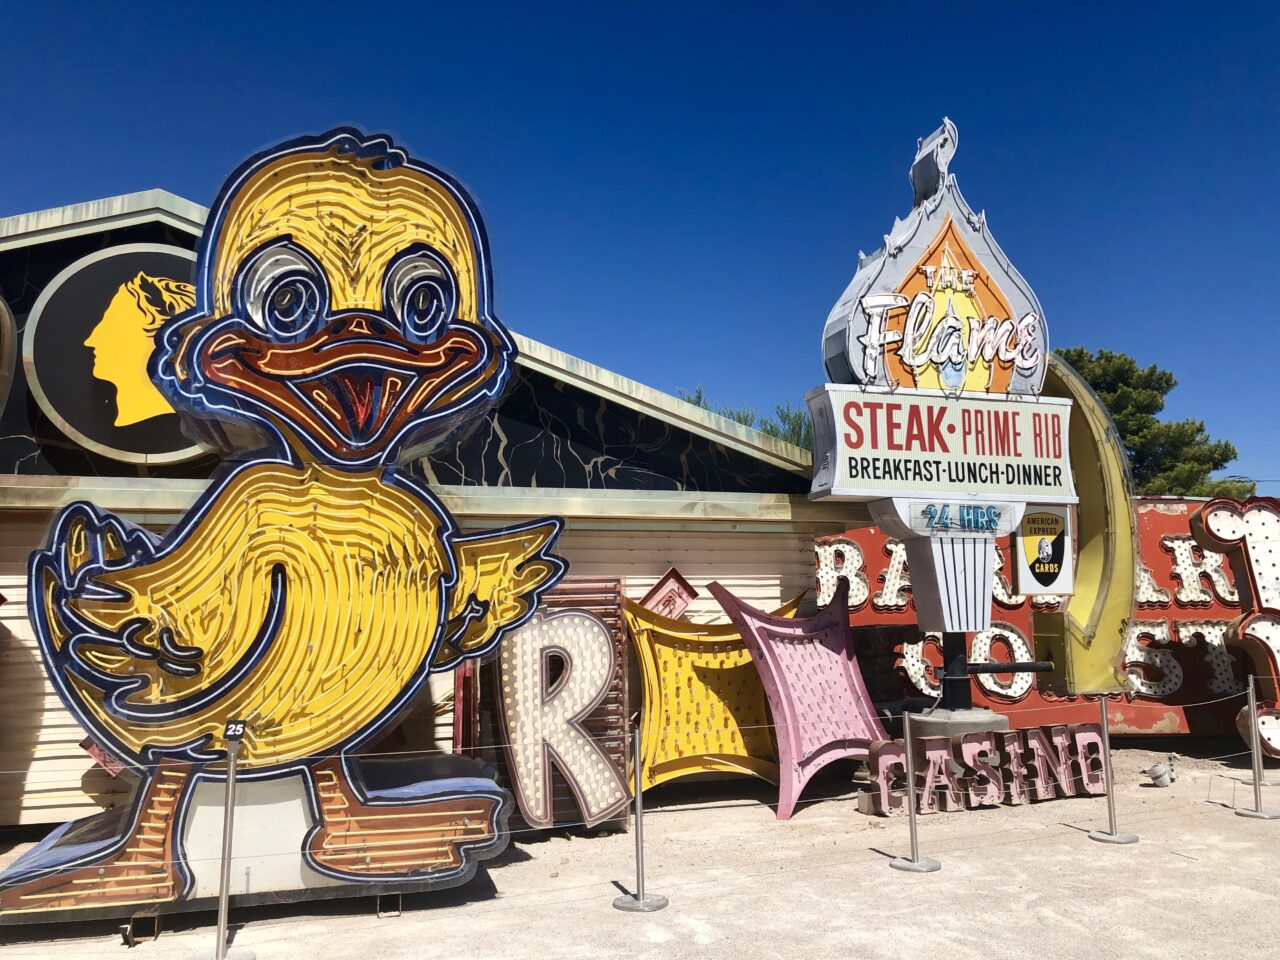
[33,504,208,703]
[33,500,286,738]
[432,519,567,671]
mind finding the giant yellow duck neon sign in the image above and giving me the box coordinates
[1,130,566,915]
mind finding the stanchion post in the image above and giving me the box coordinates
[1088,696,1138,845]
[613,724,668,912]
[890,710,940,873]
[1236,676,1280,820]
[215,740,239,960]
[195,722,254,960]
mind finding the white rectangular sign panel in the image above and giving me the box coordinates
[808,384,1076,504]
[1013,506,1076,596]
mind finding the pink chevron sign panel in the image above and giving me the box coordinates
[708,580,888,819]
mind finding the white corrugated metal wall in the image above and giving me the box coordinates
[551,526,814,621]
[0,516,127,826]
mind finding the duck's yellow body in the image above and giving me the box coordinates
[60,464,450,767]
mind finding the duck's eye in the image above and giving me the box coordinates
[262,275,322,339]
[237,244,328,338]
[385,252,456,342]
[403,278,449,341]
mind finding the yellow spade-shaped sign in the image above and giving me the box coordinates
[1015,507,1074,595]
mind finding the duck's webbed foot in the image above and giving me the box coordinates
[0,761,192,917]
[304,755,511,884]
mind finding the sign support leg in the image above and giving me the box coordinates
[940,632,972,711]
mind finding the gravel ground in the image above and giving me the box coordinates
[1,740,1277,960]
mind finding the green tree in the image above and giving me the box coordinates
[676,386,757,427]
[676,385,710,409]
[678,387,813,450]
[759,401,813,450]
[1054,347,1255,499]
[717,404,759,428]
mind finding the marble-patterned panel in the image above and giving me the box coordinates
[417,368,807,494]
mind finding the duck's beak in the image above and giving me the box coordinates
[196,315,497,459]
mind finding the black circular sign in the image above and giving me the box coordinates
[22,243,207,463]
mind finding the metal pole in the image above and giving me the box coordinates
[613,725,668,911]
[1089,696,1138,844]
[215,742,239,960]
[194,744,255,960]
[940,632,972,711]
[890,711,940,873]
[632,729,647,903]
[1236,676,1280,820]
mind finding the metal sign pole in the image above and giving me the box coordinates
[890,710,940,873]
[1088,696,1138,844]
[195,724,254,960]
[215,741,239,960]
[613,725,668,912]
[1236,676,1280,820]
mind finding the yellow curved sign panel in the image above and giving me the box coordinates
[1037,354,1135,693]
[624,596,803,791]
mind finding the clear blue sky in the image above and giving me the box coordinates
[4,2,1276,492]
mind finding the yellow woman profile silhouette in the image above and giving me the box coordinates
[84,272,195,427]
